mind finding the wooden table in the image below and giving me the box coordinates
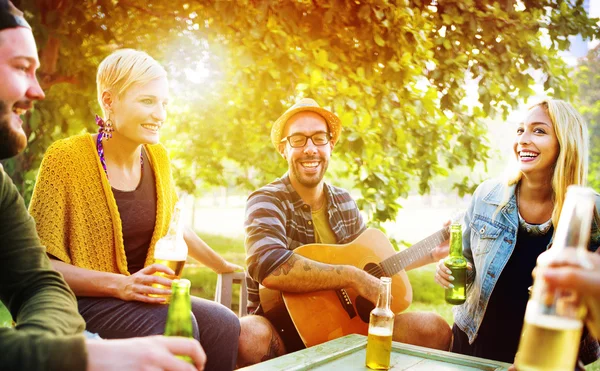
[239,334,512,370]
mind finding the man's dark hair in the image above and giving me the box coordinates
[0,0,29,32]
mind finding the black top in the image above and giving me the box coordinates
[474,226,553,363]
[111,148,157,274]
[0,0,31,31]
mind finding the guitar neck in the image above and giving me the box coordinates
[380,228,450,276]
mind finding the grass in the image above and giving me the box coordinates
[183,233,247,313]
[406,267,454,325]
[1,231,599,370]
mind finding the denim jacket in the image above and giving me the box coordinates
[454,179,600,344]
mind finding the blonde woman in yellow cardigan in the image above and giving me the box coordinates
[29,49,241,371]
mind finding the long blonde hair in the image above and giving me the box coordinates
[96,49,167,116]
[501,99,589,228]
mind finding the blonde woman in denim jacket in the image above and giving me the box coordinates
[435,99,600,366]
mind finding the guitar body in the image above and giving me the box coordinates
[261,228,412,348]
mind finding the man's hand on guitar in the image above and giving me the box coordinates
[353,270,382,305]
[434,258,472,289]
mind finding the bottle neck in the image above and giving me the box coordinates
[170,282,191,309]
[553,219,592,253]
[549,188,594,254]
[449,230,463,257]
[167,206,182,237]
[377,280,392,310]
[165,280,192,338]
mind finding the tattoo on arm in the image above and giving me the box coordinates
[303,260,312,271]
[320,265,344,274]
[261,329,283,362]
[271,254,299,276]
[271,254,345,277]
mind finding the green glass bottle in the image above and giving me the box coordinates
[444,224,467,305]
[164,278,194,364]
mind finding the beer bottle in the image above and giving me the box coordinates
[444,223,467,305]
[515,186,595,371]
[151,202,188,300]
[365,277,394,370]
[164,278,194,364]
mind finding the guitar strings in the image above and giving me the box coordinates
[372,229,449,277]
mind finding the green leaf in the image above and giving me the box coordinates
[346,99,357,110]
[340,112,354,127]
[374,34,385,47]
[360,166,369,181]
[357,67,365,79]
[296,83,309,91]
[310,69,323,86]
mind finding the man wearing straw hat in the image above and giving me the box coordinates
[237,98,452,366]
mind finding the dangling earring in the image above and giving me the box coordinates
[95,114,114,140]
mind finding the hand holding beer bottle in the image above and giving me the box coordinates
[151,202,188,302]
[365,277,394,370]
[515,186,596,371]
[434,223,471,304]
[541,250,600,339]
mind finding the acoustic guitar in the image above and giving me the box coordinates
[260,227,450,347]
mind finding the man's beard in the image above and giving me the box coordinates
[0,100,27,159]
[291,156,328,188]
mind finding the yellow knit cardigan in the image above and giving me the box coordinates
[29,134,177,275]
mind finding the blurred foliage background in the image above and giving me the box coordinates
[1,0,599,233]
[1,3,600,368]
[575,44,600,191]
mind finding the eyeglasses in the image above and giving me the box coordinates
[280,132,332,148]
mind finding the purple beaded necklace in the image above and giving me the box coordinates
[95,124,143,179]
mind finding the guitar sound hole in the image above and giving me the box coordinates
[364,262,383,278]
[355,296,374,323]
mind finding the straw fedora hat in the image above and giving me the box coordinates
[270,98,342,149]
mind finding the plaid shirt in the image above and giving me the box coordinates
[244,173,366,313]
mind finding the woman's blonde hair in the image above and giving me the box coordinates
[97,49,167,116]
[502,98,589,227]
